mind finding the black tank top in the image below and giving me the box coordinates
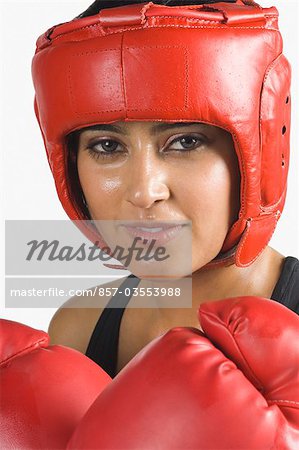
[85,256,299,378]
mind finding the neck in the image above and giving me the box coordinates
[136,246,285,316]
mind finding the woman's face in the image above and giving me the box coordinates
[77,121,240,272]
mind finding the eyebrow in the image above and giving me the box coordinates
[83,122,203,135]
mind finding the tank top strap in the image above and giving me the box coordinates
[271,256,299,314]
[85,274,140,378]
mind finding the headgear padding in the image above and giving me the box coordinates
[32,0,291,268]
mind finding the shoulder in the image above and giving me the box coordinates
[47,276,129,353]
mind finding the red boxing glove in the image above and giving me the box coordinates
[67,297,299,449]
[0,319,111,449]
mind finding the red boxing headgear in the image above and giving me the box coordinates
[32,0,291,269]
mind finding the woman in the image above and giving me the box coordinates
[31,0,299,380]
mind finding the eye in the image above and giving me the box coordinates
[86,138,124,160]
[85,133,206,162]
[167,134,206,152]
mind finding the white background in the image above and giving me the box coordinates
[1,0,298,332]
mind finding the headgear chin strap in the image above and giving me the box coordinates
[32,0,291,271]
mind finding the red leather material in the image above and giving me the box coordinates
[67,297,299,449]
[99,2,152,26]
[0,319,49,366]
[235,212,280,266]
[0,319,111,449]
[31,1,292,268]
[199,297,299,428]
[260,54,291,208]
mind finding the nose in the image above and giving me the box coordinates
[125,151,170,209]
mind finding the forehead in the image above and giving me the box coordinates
[79,121,224,136]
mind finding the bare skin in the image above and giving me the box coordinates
[48,121,285,375]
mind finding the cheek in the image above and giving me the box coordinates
[182,161,233,223]
[182,158,237,266]
[77,153,123,219]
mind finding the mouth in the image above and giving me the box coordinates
[118,221,186,245]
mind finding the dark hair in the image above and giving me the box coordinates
[66,131,92,219]
[77,0,237,19]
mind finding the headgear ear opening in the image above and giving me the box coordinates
[32,0,291,270]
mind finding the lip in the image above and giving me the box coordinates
[118,221,185,229]
[119,223,185,246]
